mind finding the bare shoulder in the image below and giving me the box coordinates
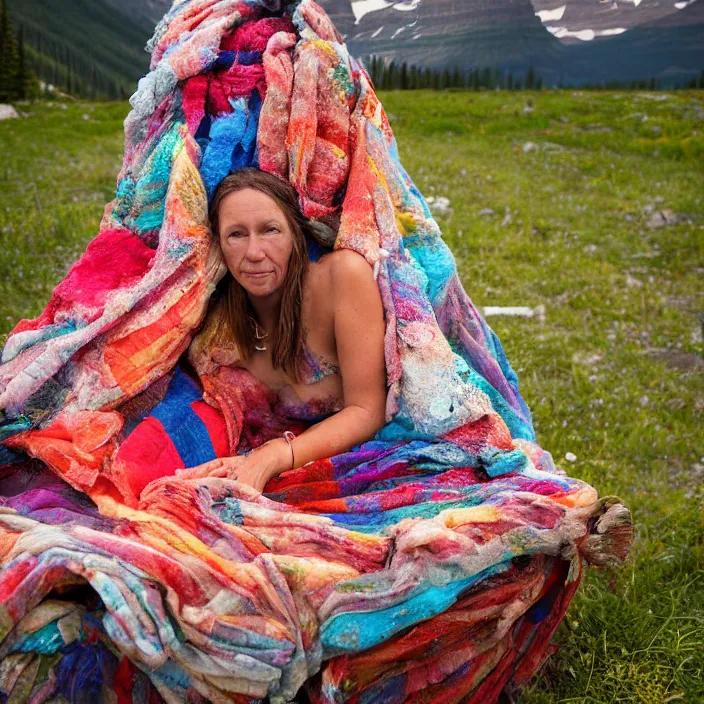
[309,249,374,298]
[323,249,374,285]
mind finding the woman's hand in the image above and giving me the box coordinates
[175,438,292,493]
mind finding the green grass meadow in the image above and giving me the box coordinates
[1,90,702,702]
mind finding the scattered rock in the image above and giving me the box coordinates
[643,347,704,372]
[637,93,669,101]
[572,351,603,366]
[427,196,451,216]
[483,305,544,323]
[522,141,538,153]
[647,209,685,228]
[522,101,534,115]
[541,141,566,153]
[565,452,577,463]
[625,273,643,288]
[478,208,495,216]
[82,114,91,121]
[0,104,19,120]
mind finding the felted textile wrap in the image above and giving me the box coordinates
[0,1,632,702]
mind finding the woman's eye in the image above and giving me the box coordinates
[266,226,279,233]
[228,231,244,238]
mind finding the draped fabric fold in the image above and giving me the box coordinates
[0,1,632,701]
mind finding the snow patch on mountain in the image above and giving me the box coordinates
[536,5,566,22]
[547,26,628,40]
[351,0,422,25]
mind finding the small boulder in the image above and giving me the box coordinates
[647,209,682,228]
[428,196,451,216]
[0,104,19,121]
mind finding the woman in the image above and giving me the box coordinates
[177,167,387,492]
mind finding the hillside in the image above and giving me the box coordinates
[562,0,704,86]
[6,0,155,98]
[531,0,688,43]
[318,0,567,80]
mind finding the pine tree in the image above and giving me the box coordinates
[388,61,396,90]
[480,67,491,89]
[15,24,28,99]
[441,67,450,90]
[0,0,4,61]
[471,68,479,91]
[0,0,20,102]
[410,64,418,90]
[525,65,536,90]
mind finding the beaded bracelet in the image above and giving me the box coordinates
[282,431,296,470]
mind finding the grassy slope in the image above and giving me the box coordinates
[1,91,703,702]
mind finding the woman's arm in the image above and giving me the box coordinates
[283,248,387,467]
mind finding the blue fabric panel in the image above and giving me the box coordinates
[149,367,217,468]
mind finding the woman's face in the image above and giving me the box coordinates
[217,188,295,300]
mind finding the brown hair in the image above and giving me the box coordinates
[209,167,333,382]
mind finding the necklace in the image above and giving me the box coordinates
[249,315,269,352]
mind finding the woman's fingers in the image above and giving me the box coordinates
[175,458,230,479]
[174,457,248,481]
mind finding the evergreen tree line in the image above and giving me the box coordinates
[0,0,38,102]
[22,28,128,100]
[366,55,704,92]
[0,0,126,102]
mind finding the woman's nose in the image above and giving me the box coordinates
[244,234,265,260]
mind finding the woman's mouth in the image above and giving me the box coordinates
[243,271,272,278]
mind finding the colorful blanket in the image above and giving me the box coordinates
[0,1,632,702]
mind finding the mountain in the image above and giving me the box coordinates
[7,0,702,96]
[560,0,704,85]
[6,0,156,98]
[530,0,692,43]
[316,0,702,86]
[103,0,172,25]
[317,0,567,78]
